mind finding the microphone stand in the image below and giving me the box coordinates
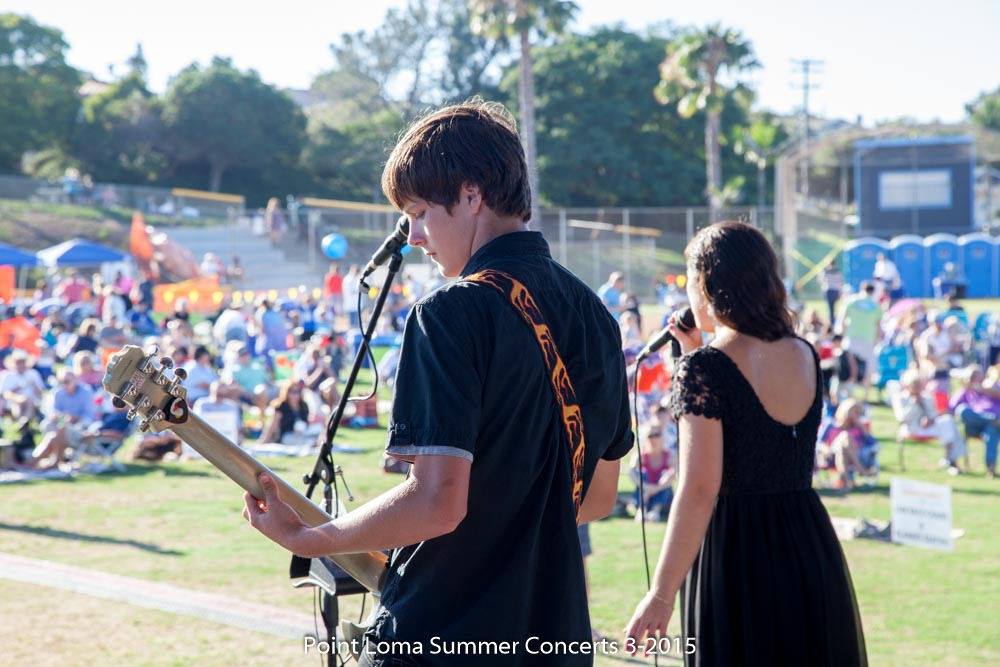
[292,249,404,667]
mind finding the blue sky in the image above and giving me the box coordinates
[7,0,998,123]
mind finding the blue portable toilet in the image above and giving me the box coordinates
[995,237,1000,297]
[924,233,960,295]
[889,235,927,298]
[958,233,996,298]
[843,237,890,291]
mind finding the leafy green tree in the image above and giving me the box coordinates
[655,24,758,218]
[302,109,406,202]
[514,27,705,206]
[471,0,578,219]
[319,0,507,118]
[125,42,147,77]
[305,68,390,129]
[72,49,167,184]
[298,0,508,205]
[330,0,436,118]
[161,57,306,192]
[0,13,81,172]
[967,86,1000,133]
[435,0,508,103]
[735,113,787,210]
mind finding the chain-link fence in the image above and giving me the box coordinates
[291,199,776,299]
[1,174,790,301]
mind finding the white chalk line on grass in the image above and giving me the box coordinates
[0,551,315,639]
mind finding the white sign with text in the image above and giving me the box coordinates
[890,478,953,551]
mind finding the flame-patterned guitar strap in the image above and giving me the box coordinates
[464,269,587,519]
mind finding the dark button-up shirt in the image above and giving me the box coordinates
[369,231,633,665]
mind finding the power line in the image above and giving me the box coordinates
[791,58,824,197]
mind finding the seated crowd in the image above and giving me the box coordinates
[606,270,1000,521]
[0,265,433,472]
[801,281,1000,487]
[4,265,999,503]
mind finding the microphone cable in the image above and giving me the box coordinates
[353,289,380,401]
[631,358,660,666]
[632,364,652,589]
[319,289,380,456]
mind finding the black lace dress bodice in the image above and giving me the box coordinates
[668,344,822,495]
[667,339,867,667]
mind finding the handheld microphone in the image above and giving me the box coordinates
[637,307,696,361]
[361,215,409,283]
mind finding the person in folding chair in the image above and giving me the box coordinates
[31,368,97,470]
[75,401,134,471]
[241,100,634,666]
[890,369,965,474]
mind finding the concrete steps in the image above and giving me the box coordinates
[159,222,322,291]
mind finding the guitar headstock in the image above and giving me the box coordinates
[102,345,191,433]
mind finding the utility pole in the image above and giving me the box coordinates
[791,59,823,199]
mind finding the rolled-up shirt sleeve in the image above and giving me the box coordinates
[602,368,635,461]
[386,292,483,462]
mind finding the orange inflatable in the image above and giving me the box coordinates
[0,265,13,303]
[153,276,231,315]
[0,315,41,355]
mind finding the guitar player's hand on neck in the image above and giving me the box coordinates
[243,474,330,557]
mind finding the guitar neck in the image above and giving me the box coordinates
[162,411,387,594]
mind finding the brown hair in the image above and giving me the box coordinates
[381,100,531,221]
[685,220,795,341]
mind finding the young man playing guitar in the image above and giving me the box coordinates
[243,100,633,666]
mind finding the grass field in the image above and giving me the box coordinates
[2,395,998,666]
[3,299,1000,665]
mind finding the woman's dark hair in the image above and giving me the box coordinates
[685,221,795,341]
[381,99,531,222]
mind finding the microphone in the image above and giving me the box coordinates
[637,307,696,361]
[361,215,409,283]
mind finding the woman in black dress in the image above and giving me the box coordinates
[625,221,866,665]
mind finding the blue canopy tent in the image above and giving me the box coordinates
[0,243,39,267]
[0,243,40,292]
[36,239,127,267]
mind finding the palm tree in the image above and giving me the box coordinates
[655,24,758,220]
[471,0,578,224]
[736,116,782,223]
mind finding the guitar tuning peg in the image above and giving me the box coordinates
[151,409,166,422]
[126,409,137,421]
[173,367,187,381]
[138,420,151,432]
[111,396,127,409]
[159,356,174,369]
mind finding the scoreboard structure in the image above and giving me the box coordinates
[854,136,975,237]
